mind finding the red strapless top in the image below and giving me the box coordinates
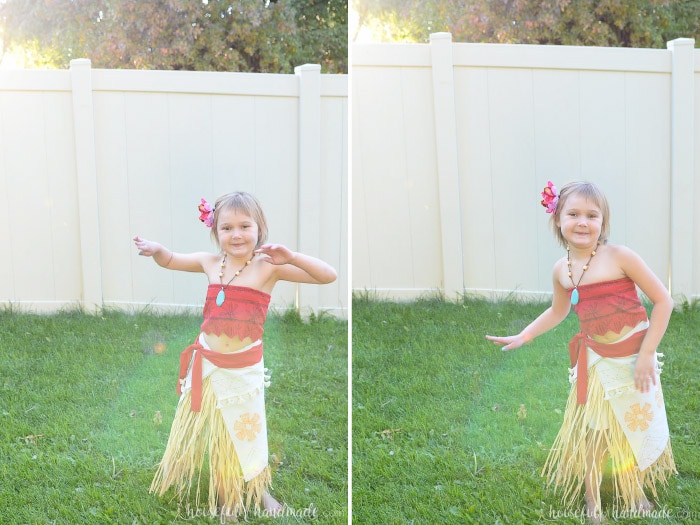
[568,277,649,404]
[200,285,270,340]
[570,277,648,337]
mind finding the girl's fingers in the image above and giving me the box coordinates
[486,336,512,352]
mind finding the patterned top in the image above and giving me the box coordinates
[567,277,651,404]
[571,277,648,338]
[201,285,270,340]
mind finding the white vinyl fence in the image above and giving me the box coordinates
[0,61,348,316]
[352,34,699,303]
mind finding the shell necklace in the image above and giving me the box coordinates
[216,253,254,306]
[567,242,599,305]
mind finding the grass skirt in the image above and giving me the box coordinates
[541,364,676,512]
[150,377,271,519]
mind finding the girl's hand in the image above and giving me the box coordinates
[634,352,657,394]
[133,235,160,257]
[485,334,528,352]
[255,244,296,266]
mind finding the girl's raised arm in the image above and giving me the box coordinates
[255,243,337,285]
[133,235,210,273]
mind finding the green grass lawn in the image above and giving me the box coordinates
[352,294,700,524]
[0,308,347,525]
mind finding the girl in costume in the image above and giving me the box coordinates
[486,181,675,523]
[133,191,337,520]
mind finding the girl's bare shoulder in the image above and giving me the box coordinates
[552,256,569,289]
[552,255,569,276]
[602,242,639,262]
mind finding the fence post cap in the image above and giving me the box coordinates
[430,32,453,42]
[295,64,322,74]
[667,38,695,49]
[69,58,92,68]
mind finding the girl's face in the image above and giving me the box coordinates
[216,208,259,258]
[556,193,603,249]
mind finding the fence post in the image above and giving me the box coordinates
[667,38,695,300]
[430,32,464,299]
[70,59,103,312]
[295,64,322,313]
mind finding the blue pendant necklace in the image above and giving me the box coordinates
[216,253,254,306]
[567,243,598,305]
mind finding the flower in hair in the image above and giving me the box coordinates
[540,181,558,214]
[198,198,214,227]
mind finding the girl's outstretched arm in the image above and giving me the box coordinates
[133,235,209,273]
[255,243,337,285]
[486,269,571,351]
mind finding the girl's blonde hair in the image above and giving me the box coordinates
[210,192,268,249]
[551,181,610,247]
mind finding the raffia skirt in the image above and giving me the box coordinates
[150,337,272,519]
[541,348,676,512]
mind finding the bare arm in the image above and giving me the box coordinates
[255,244,337,285]
[618,246,673,392]
[486,267,571,351]
[133,235,209,273]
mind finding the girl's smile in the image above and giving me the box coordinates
[216,209,259,258]
[557,194,603,251]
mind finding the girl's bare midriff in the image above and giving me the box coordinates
[203,333,254,353]
[590,325,635,344]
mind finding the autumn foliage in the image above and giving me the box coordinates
[0,0,347,73]
[352,0,700,47]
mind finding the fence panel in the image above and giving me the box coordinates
[0,63,347,315]
[353,35,698,302]
[351,55,442,299]
[0,75,81,309]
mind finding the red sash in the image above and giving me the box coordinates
[568,329,647,404]
[177,339,263,412]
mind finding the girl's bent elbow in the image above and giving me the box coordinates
[651,295,674,317]
[552,305,570,321]
[665,295,674,312]
[656,292,673,309]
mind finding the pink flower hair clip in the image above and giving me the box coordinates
[540,181,558,214]
[198,198,214,227]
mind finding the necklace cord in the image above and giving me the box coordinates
[566,243,599,289]
[219,254,255,288]
[215,253,255,307]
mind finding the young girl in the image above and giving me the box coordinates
[133,191,337,520]
[486,181,676,523]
